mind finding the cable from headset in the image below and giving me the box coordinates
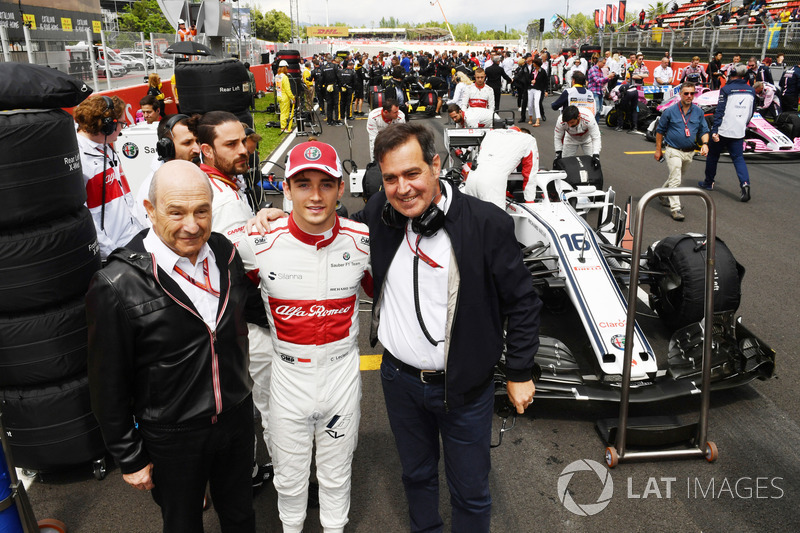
[100,134,108,231]
[413,235,443,347]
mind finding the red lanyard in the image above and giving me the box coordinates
[679,105,692,137]
[407,233,442,269]
[174,258,220,297]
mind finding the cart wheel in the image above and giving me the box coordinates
[92,458,107,480]
[704,441,718,462]
[605,446,619,468]
[37,518,67,533]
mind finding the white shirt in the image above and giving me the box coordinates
[379,181,452,371]
[143,228,220,330]
[653,65,673,86]
[133,156,164,227]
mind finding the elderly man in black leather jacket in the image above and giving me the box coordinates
[86,160,268,533]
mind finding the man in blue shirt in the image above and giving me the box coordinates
[699,65,756,202]
[655,82,710,220]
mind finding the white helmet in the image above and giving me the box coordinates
[178,18,185,25]
[278,60,288,67]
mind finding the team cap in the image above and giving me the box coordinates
[285,141,342,179]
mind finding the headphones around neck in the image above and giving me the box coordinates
[100,95,118,137]
[156,113,190,161]
[380,181,446,237]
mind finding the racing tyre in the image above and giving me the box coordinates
[0,299,88,387]
[1,374,106,472]
[0,207,101,314]
[647,234,744,328]
[775,111,800,139]
[643,117,658,142]
[0,109,86,229]
[370,90,385,111]
[175,59,252,115]
[605,109,620,128]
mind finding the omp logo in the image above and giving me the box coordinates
[360,236,370,245]
[280,354,295,364]
[558,459,613,516]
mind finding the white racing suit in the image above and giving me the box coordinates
[553,106,601,157]
[455,108,495,128]
[459,83,495,113]
[77,134,143,259]
[238,215,372,533]
[366,107,406,161]
[200,164,275,453]
[464,128,539,209]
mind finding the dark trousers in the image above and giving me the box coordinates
[140,396,256,533]
[780,92,798,113]
[381,358,493,533]
[489,84,502,111]
[704,135,749,187]
[340,88,354,119]
[325,87,338,123]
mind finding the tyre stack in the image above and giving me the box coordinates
[0,107,106,476]
[175,58,255,127]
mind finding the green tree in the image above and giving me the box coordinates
[252,8,291,42]
[118,0,173,33]
[646,2,669,19]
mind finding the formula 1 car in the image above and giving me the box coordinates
[443,128,776,402]
[645,88,800,155]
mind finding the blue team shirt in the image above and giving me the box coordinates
[656,102,710,149]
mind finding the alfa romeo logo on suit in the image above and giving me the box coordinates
[304,146,322,161]
[121,142,139,159]
[557,459,613,516]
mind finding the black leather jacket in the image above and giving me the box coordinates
[86,231,267,474]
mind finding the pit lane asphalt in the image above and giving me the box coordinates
[24,96,800,532]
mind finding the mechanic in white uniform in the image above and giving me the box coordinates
[238,141,372,533]
[553,105,602,166]
[447,103,494,128]
[366,98,405,161]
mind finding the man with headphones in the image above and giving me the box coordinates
[352,123,541,533]
[133,113,200,226]
[74,94,143,259]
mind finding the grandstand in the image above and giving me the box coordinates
[648,0,800,29]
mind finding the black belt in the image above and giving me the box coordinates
[383,350,445,384]
[665,144,696,153]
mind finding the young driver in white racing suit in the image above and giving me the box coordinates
[238,141,372,533]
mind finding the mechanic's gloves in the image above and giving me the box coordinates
[592,154,601,170]
[553,151,562,170]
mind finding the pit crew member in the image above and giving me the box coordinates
[74,95,144,260]
[447,103,493,129]
[553,105,602,167]
[351,122,540,533]
[460,67,495,113]
[654,83,710,221]
[700,65,755,202]
[275,60,295,131]
[463,126,539,209]
[238,141,372,533]
[754,81,782,120]
[367,99,406,162]
[189,110,280,488]
[679,56,708,85]
[550,71,596,116]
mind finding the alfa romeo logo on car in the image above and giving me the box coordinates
[304,146,322,161]
[557,459,613,516]
[121,142,139,159]
[610,334,625,350]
